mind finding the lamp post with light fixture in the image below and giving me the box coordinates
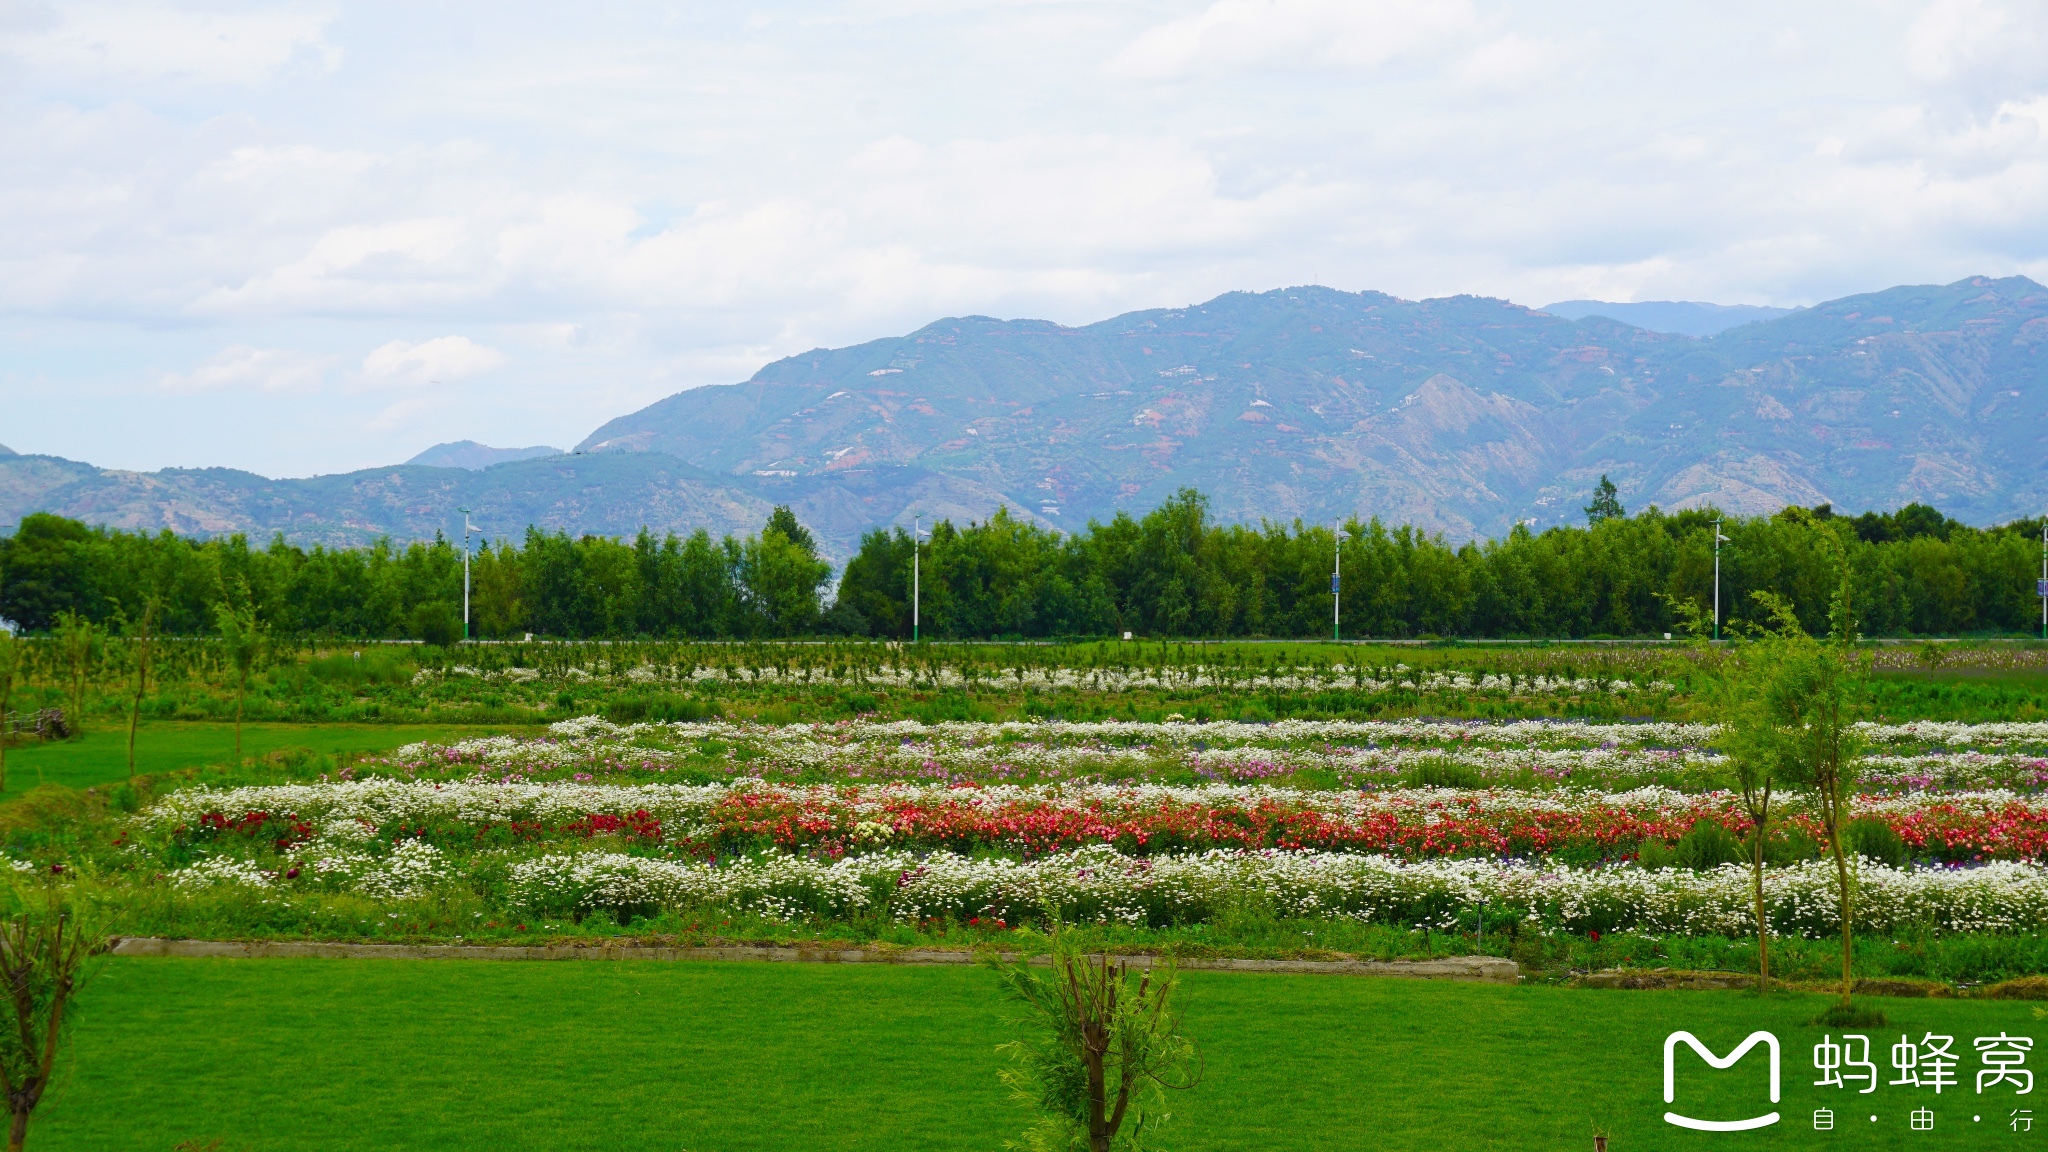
[460,508,479,642]
[1713,519,1731,642]
[1333,523,1352,642]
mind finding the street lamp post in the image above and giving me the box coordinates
[1333,524,1351,642]
[912,517,925,643]
[460,508,478,642]
[1713,519,1730,642]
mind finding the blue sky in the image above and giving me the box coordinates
[3,0,2045,476]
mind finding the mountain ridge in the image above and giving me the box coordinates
[577,274,2048,540]
[1539,299,1796,336]
[6,275,2045,555]
[405,441,564,470]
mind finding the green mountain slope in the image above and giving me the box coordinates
[0,453,775,551]
[580,276,2048,538]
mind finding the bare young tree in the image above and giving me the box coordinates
[989,935,1199,1152]
[212,596,264,762]
[51,615,98,737]
[0,634,16,794]
[1704,608,1798,996]
[1739,576,1866,1012]
[0,900,95,1152]
[124,598,160,779]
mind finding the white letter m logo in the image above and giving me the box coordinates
[1664,1031,1781,1132]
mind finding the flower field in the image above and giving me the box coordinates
[140,778,2048,864]
[61,711,2048,948]
[359,715,2048,792]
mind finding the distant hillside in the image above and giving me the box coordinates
[405,441,564,470]
[581,275,2048,539]
[0,452,776,551]
[8,275,2045,554]
[1538,299,1796,337]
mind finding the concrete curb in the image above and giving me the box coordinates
[109,937,1519,983]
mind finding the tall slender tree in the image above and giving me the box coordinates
[1743,570,1865,1010]
[51,614,98,734]
[0,633,16,794]
[123,598,160,778]
[213,594,264,762]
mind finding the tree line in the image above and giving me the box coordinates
[1,490,2043,640]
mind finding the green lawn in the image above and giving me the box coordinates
[0,722,529,800]
[32,958,2046,1151]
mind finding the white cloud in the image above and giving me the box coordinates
[359,337,507,389]
[1107,0,1477,78]
[159,345,326,393]
[4,1,2048,478]
[1904,0,2048,107]
[3,3,335,84]
[1456,34,1568,91]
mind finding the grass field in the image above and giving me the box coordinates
[30,957,2044,1151]
[0,721,534,800]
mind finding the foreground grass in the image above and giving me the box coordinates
[32,957,2046,1151]
[0,721,538,800]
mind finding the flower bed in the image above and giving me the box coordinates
[163,840,2048,939]
[137,780,2048,864]
[362,716,2048,792]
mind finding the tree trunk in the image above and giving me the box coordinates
[9,1104,27,1152]
[1751,830,1769,994]
[234,683,245,762]
[1829,827,1854,1007]
[1087,1040,1109,1152]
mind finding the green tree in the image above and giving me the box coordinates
[213,594,265,761]
[1688,595,1790,994]
[0,634,17,793]
[123,599,160,778]
[834,527,915,638]
[408,601,462,647]
[989,936,1199,1152]
[51,614,99,734]
[0,896,96,1152]
[1583,474,1624,524]
[738,511,831,636]
[1745,568,1866,1011]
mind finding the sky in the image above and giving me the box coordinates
[2,0,2046,478]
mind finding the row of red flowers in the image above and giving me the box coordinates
[184,792,2048,864]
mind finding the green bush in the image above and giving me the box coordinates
[1763,825,1821,864]
[1639,819,1745,870]
[1845,816,1909,867]
[408,602,463,647]
[306,648,416,687]
[1402,758,1483,790]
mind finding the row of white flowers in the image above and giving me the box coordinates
[528,715,2048,755]
[376,716,2048,790]
[134,777,2042,840]
[481,847,2048,936]
[426,661,1675,697]
[169,838,451,899]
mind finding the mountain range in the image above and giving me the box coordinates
[4,275,2044,558]
[1538,299,1796,337]
[404,441,564,470]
